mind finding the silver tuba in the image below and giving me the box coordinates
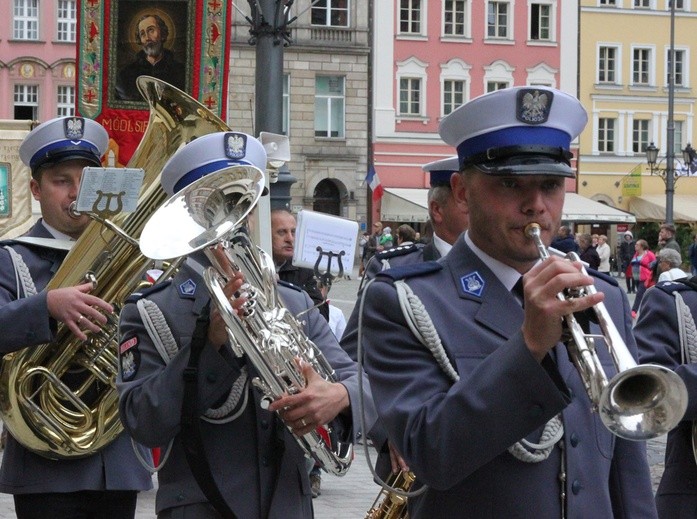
[139,167,354,476]
[525,223,688,440]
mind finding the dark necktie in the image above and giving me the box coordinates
[512,277,524,307]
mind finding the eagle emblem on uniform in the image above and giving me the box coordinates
[225,132,247,160]
[516,89,551,125]
[461,271,485,298]
[64,117,85,140]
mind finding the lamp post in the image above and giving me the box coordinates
[645,141,694,224]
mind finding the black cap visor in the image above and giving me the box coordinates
[471,154,575,178]
[32,149,102,178]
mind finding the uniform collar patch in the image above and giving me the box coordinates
[460,271,485,297]
[179,279,197,298]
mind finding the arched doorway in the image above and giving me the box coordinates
[313,179,341,215]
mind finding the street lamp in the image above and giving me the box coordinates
[645,142,695,225]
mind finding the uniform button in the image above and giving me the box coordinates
[528,404,543,418]
[568,388,575,399]
[177,492,185,502]
[570,433,579,447]
[261,419,269,430]
[206,372,217,383]
[571,480,581,495]
[262,456,269,467]
[26,331,36,340]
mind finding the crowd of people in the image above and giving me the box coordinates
[3,85,697,519]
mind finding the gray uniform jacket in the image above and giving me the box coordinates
[361,235,657,518]
[0,220,153,494]
[635,280,697,518]
[117,260,373,517]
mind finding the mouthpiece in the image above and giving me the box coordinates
[524,223,542,238]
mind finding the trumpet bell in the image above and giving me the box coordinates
[140,165,265,260]
[599,363,688,441]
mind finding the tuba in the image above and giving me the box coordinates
[139,168,354,476]
[525,223,688,440]
[0,77,231,458]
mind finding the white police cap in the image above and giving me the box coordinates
[19,116,108,177]
[160,131,268,196]
[439,86,587,177]
[422,156,459,187]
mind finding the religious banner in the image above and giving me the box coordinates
[76,0,232,165]
[0,120,34,239]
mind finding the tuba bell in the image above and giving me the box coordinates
[139,166,354,476]
[525,223,688,440]
[0,77,231,459]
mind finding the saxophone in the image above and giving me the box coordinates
[365,470,416,519]
[139,168,354,476]
[0,77,231,459]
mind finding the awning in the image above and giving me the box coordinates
[629,194,697,223]
[381,188,636,224]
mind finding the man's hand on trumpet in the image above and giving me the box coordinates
[521,255,604,362]
[268,359,350,436]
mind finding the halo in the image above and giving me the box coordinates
[125,8,178,55]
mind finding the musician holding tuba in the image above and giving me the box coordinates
[360,87,658,518]
[116,131,375,518]
[0,117,153,518]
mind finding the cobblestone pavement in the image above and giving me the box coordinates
[0,270,670,517]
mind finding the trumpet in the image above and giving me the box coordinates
[524,223,687,441]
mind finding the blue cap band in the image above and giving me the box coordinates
[30,139,100,170]
[429,170,453,186]
[173,158,252,194]
[457,126,570,166]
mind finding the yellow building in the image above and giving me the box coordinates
[578,1,697,227]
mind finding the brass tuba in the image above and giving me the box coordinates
[0,77,231,458]
[525,223,688,440]
[139,168,354,476]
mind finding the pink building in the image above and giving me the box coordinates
[372,0,578,225]
[0,0,77,122]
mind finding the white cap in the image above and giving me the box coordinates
[160,131,268,196]
[422,156,459,186]
[439,86,587,177]
[20,116,108,177]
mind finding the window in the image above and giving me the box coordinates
[668,49,685,87]
[14,84,38,120]
[444,0,466,36]
[282,74,289,136]
[57,0,76,42]
[399,78,422,116]
[599,0,616,5]
[314,76,344,138]
[530,3,551,41]
[443,80,465,116]
[634,0,649,7]
[672,0,685,9]
[487,1,509,38]
[311,0,348,27]
[57,85,75,117]
[632,48,651,85]
[599,46,616,83]
[486,81,509,92]
[674,120,684,154]
[399,0,421,34]
[598,118,615,153]
[13,0,39,40]
[632,119,650,153]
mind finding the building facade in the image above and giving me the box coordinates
[578,0,697,225]
[227,0,370,228]
[372,0,578,225]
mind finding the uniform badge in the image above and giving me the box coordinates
[461,271,485,297]
[119,336,140,381]
[516,89,552,125]
[225,132,247,160]
[178,278,197,298]
[64,117,85,140]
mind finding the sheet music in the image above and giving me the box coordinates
[293,210,358,275]
[76,167,144,214]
